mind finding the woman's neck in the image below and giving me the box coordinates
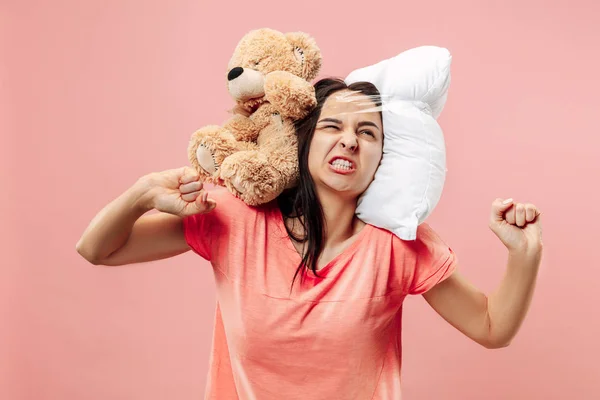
[282,188,365,252]
[317,189,363,247]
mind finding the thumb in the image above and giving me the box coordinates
[180,194,216,217]
[491,198,514,222]
[192,194,216,214]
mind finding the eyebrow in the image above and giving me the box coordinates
[318,118,381,131]
[357,121,381,131]
[318,118,342,124]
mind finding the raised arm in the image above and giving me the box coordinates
[423,198,543,349]
[76,167,216,266]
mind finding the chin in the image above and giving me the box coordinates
[320,178,364,200]
[310,165,369,200]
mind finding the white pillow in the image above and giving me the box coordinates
[345,46,452,240]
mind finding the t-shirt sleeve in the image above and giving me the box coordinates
[395,223,458,296]
[182,187,248,261]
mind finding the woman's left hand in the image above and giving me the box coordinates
[489,198,543,255]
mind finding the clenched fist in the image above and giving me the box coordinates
[138,167,217,217]
[489,198,543,255]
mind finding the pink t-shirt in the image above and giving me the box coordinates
[183,188,457,400]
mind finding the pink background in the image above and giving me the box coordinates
[3,0,599,399]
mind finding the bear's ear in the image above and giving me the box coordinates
[285,32,322,81]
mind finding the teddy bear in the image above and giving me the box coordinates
[187,28,322,206]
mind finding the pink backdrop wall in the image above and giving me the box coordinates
[3,0,599,398]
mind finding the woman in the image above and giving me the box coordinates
[77,78,543,399]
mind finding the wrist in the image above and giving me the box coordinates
[507,244,543,267]
[130,174,157,213]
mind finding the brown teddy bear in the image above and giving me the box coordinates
[187,28,322,205]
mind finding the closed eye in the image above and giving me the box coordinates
[359,130,375,137]
[320,125,375,137]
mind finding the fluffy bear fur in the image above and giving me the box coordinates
[188,28,322,205]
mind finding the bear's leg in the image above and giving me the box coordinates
[187,126,256,183]
[218,149,286,206]
[262,141,299,191]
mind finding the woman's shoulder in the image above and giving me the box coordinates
[207,186,263,211]
[364,222,455,276]
[205,186,243,204]
[182,187,272,259]
[365,222,449,249]
[200,186,278,225]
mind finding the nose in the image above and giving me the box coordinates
[227,67,244,81]
[339,132,358,152]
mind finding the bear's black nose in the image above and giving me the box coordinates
[227,67,244,81]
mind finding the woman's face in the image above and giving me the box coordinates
[308,89,383,200]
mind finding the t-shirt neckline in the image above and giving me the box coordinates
[272,203,372,278]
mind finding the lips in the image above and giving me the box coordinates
[329,156,355,166]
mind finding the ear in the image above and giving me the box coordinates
[285,32,322,81]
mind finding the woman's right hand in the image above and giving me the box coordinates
[137,166,216,217]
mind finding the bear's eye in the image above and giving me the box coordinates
[253,60,260,66]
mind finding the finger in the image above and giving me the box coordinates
[180,181,202,194]
[180,174,200,185]
[179,169,200,185]
[525,209,543,227]
[524,212,543,244]
[515,203,526,227]
[505,206,516,225]
[181,190,201,202]
[175,165,192,177]
[525,203,538,223]
[194,193,216,212]
[491,198,514,222]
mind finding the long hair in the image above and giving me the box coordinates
[277,78,382,289]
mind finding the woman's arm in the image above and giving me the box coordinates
[423,198,543,349]
[76,167,216,266]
